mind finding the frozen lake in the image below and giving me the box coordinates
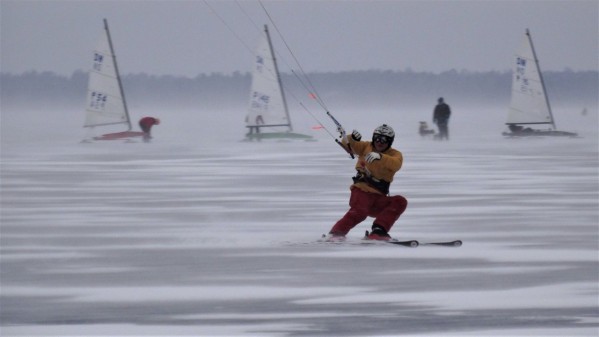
[1,106,598,336]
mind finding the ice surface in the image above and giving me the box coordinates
[1,105,598,336]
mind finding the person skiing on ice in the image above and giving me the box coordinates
[327,124,408,241]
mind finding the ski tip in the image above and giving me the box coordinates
[453,240,463,247]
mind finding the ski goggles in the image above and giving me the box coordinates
[373,134,391,144]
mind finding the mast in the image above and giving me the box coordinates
[526,28,556,130]
[264,24,292,132]
[104,18,132,131]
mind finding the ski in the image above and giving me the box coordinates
[420,240,462,247]
[320,234,462,248]
[386,240,419,248]
[363,231,461,248]
[363,230,418,248]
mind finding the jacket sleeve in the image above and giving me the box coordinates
[343,135,369,157]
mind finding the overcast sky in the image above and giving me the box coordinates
[1,0,597,77]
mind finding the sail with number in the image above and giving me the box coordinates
[83,19,147,141]
[245,25,312,140]
[84,19,131,129]
[247,25,291,131]
[503,29,577,137]
[506,29,554,127]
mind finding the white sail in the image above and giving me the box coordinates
[246,25,291,132]
[506,29,554,126]
[84,19,130,128]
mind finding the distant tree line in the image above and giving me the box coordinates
[1,69,597,110]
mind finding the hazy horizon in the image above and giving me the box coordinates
[1,0,597,78]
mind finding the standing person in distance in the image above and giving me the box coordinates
[138,116,160,142]
[326,124,408,241]
[433,97,451,140]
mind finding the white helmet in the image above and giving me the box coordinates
[374,124,395,138]
[373,124,395,147]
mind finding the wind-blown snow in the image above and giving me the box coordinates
[1,106,598,336]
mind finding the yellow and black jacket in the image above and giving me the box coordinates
[343,136,403,195]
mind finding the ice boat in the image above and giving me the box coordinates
[83,19,145,141]
[245,25,313,141]
[503,29,577,137]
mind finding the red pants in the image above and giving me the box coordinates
[329,187,408,235]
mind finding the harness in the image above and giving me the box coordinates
[352,171,390,195]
